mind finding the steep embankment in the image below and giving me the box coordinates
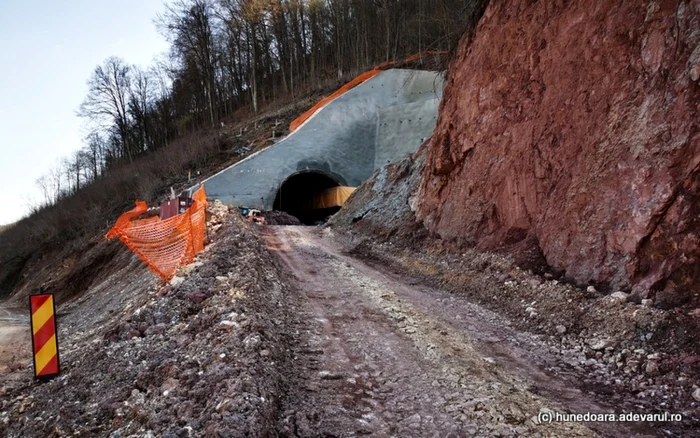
[418,0,699,307]
[0,92,324,304]
[0,205,296,437]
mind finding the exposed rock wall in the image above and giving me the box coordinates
[417,0,700,306]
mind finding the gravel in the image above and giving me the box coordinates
[0,205,295,437]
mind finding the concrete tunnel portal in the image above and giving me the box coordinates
[190,69,445,224]
[273,171,343,224]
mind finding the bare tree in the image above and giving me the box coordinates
[84,132,106,180]
[48,164,64,204]
[74,150,91,190]
[159,0,218,126]
[62,157,75,195]
[35,175,52,206]
[79,57,134,163]
[129,66,155,153]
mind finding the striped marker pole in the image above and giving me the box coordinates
[29,293,60,380]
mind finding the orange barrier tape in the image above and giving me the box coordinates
[106,186,207,279]
[289,50,448,132]
[30,293,60,379]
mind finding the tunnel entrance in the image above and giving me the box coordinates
[272,171,342,225]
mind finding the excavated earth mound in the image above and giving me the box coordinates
[0,207,294,437]
[262,210,303,226]
[417,0,700,308]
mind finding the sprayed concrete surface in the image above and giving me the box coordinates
[198,69,444,209]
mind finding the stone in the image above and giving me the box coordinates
[404,413,421,425]
[157,286,173,297]
[243,334,261,351]
[170,276,185,287]
[693,388,700,403]
[319,371,344,380]
[645,361,659,375]
[186,291,207,304]
[690,64,700,82]
[555,325,567,335]
[416,0,700,308]
[528,278,542,288]
[608,291,629,303]
[590,339,614,351]
[179,262,203,276]
[587,286,597,294]
[215,276,229,290]
[641,299,653,308]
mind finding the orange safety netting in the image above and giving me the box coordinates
[106,186,207,279]
[289,50,448,132]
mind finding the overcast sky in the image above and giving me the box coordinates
[0,1,169,224]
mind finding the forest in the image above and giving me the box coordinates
[34,0,480,206]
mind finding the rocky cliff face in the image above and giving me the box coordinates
[418,0,700,307]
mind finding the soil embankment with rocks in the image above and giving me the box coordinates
[330,154,700,434]
[0,203,296,437]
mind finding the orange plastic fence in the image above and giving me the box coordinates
[106,186,207,279]
[289,50,448,132]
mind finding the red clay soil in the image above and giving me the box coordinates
[417,0,700,308]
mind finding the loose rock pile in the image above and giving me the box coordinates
[206,199,231,234]
[0,207,293,437]
[261,211,302,226]
[346,239,700,429]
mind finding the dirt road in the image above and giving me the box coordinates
[0,307,29,374]
[263,226,658,437]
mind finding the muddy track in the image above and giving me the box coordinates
[262,226,658,437]
[0,308,29,374]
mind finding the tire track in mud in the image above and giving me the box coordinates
[263,226,655,437]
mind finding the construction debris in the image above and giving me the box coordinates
[207,200,230,233]
[262,210,302,226]
[0,212,291,437]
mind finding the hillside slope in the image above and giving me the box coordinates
[0,207,295,436]
[417,0,700,308]
[0,91,326,305]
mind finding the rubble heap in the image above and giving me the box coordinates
[0,204,293,437]
[262,210,302,226]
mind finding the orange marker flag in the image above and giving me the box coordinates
[29,293,60,379]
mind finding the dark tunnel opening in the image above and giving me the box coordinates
[272,171,342,225]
